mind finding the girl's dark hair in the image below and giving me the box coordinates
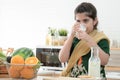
[74,2,98,29]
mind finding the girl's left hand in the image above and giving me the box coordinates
[75,30,97,47]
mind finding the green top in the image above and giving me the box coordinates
[69,37,110,78]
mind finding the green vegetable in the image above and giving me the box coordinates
[0,52,6,61]
[0,52,6,65]
[12,47,34,59]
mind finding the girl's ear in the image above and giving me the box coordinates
[93,17,98,26]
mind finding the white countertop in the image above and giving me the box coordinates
[37,66,63,76]
[106,72,120,79]
[38,66,120,79]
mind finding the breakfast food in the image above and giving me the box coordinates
[20,66,34,79]
[11,55,24,64]
[10,55,24,71]
[6,47,40,79]
[8,56,40,79]
[8,66,20,78]
[25,56,39,65]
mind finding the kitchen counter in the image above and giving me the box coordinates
[0,73,120,80]
[0,75,120,80]
[0,76,96,80]
[1,66,120,80]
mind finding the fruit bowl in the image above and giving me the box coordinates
[5,62,41,79]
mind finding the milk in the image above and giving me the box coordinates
[88,46,101,78]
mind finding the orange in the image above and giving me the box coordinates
[25,57,39,65]
[11,55,24,64]
[8,66,20,78]
[11,55,24,70]
[25,57,40,68]
[20,66,35,79]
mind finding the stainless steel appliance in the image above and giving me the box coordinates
[36,46,63,68]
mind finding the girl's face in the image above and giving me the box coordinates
[75,12,97,33]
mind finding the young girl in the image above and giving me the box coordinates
[59,2,110,79]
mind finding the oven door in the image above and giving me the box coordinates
[36,48,62,67]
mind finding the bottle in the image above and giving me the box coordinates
[46,27,51,45]
[88,46,101,78]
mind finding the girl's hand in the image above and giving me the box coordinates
[76,30,97,47]
[71,22,80,36]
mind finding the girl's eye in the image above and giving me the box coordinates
[76,20,80,22]
[83,19,89,23]
[76,19,89,23]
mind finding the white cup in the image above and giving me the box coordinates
[80,24,86,31]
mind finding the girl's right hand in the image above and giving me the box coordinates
[71,22,80,36]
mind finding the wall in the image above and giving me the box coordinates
[0,0,120,48]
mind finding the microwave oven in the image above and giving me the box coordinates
[36,46,64,68]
